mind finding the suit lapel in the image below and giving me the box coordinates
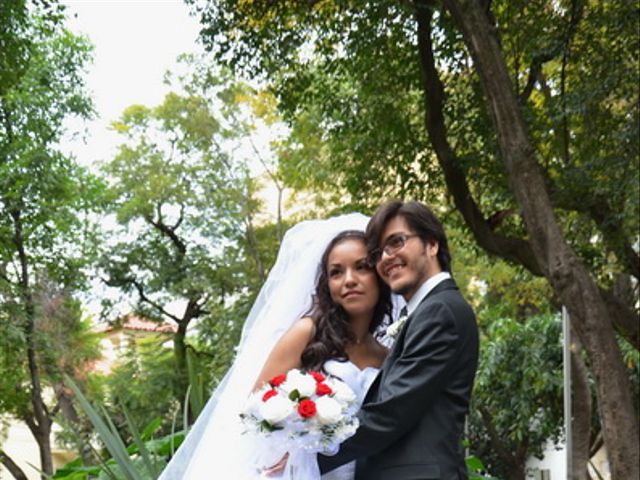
[394,278,458,346]
[364,279,459,404]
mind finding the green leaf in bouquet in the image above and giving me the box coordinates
[259,419,283,432]
[288,389,300,401]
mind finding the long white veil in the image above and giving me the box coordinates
[158,213,371,479]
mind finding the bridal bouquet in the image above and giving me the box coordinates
[240,368,360,455]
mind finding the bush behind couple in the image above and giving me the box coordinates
[160,200,479,480]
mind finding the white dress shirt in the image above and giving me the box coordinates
[404,271,452,316]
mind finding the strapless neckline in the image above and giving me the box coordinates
[325,358,379,373]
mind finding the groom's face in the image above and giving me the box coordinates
[375,215,441,301]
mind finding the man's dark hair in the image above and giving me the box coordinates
[365,200,452,273]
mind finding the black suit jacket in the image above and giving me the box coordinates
[318,279,479,480]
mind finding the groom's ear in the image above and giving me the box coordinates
[423,239,439,260]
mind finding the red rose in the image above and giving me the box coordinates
[309,371,325,383]
[270,374,287,387]
[297,399,317,418]
[262,389,278,402]
[316,382,333,396]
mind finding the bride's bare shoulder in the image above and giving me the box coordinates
[291,316,316,339]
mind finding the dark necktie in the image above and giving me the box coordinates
[399,306,408,318]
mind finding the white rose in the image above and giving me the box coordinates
[282,369,316,398]
[259,395,294,424]
[244,386,269,415]
[315,396,343,425]
[329,379,357,404]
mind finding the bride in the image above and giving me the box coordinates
[158,213,396,479]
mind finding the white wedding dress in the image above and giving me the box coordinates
[158,214,400,479]
[159,214,374,480]
[319,359,379,480]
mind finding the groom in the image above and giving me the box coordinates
[318,200,479,479]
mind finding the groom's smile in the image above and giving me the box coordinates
[376,216,439,301]
[383,262,405,277]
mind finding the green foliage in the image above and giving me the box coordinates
[98,54,290,430]
[0,308,30,414]
[619,335,640,411]
[61,375,182,480]
[468,314,564,478]
[0,0,67,97]
[0,282,104,427]
[100,56,262,317]
[0,7,105,474]
[0,4,100,290]
[465,452,498,480]
[33,281,103,377]
[190,302,244,390]
[102,335,179,438]
[191,0,638,284]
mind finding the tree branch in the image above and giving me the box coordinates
[197,293,211,314]
[600,287,639,350]
[415,0,543,276]
[551,187,640,281]
[0,267,12,286]
[129,278,182,323]
[571,329,592,480]
[50,403,60,418]
[478,405,519,470]
[143,206,187,256]
[519,0,585,104]
[183,296,204,322]
[21,411,37,434]
[520,51,558,103]
[0,449,28,480]
[589,429,604,458]
[441,0,639,474]
[244,214,266,282]
[172,204,185,232]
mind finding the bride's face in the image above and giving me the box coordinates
[326,239,380,319]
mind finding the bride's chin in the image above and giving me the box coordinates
[344,306,375,320]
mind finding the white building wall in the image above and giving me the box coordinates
[0,419,75,480]
[0,421,41,480]
[526,440,566,479]
[525,440,611,480]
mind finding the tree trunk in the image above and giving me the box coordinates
[0,450,29,480]
[12,209,54,477]
[571,330,592,480]
[441,1,639,477]
[30,423,53,479]
[54,382,94,465]
[174,318,190,418]
[478,406,527,480]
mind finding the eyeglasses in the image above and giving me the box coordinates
[369,233,420,264]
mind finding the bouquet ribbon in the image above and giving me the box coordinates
[286,448,322,480]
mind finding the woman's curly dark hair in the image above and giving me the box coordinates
[300,230,392,372]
